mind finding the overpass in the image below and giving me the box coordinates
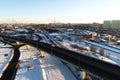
[0,34,120,80]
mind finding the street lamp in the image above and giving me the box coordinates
[51,44,55,55]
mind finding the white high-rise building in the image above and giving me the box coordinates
[103,20,120,29]
[103,20,111,29]
[111,20,120,29]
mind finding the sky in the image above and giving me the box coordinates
[0,0,120,23]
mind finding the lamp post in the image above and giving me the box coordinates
[51,44,55,55]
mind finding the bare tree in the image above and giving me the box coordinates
[105,53,110,58]
[90,46,97,54]
[99,48,104,56]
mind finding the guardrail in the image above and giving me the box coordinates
[1,34,120,80]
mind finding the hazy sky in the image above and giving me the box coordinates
[0,0,120,23]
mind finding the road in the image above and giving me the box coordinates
[0,48,20,80]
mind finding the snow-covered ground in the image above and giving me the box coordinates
[15,45,43,80]
[39,52,76,80]
[15,45,77,80]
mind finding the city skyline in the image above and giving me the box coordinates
[0,0,120,23]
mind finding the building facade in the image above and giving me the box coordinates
[103,20,120,29]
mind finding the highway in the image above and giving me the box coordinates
[41,31,65,47]
[90,40,120,51]
[1,35,120,80]
[84,40,120,54]
[84,40,120,59]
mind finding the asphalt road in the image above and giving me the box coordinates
[0,48,20,80]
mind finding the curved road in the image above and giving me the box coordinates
[0,48,20,80]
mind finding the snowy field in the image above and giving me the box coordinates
[15,45,77,80]
[15,45,43,80]
[39,52,76,80]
